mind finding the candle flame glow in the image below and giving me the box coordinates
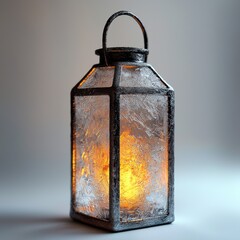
[78,130,150,209]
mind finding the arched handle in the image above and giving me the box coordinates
[102,11,148,66]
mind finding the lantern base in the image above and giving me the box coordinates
[70,207,174,232]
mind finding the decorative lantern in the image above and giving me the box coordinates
[70,11,174,232]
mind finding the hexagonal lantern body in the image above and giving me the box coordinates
[70,11,174,232]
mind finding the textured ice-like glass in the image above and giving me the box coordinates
[120,94,168,222]
[72,95,109,220]
[119,66,167,88]
[78,67,114,88]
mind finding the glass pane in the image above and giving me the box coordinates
[72,95,109,220]
[119,66,167,88]
[78,67,114,88]
[120,94,168,222]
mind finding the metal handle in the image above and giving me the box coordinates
[102,11,148,66]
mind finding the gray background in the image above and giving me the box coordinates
[1,0,240,239]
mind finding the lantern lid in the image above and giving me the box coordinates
[95,47,149,64]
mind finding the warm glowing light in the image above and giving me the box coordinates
[119,130,150,208]
[77,130,151,209]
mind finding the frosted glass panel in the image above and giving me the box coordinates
[120,66,167,88]
[78,67,114,88]
[73,95,109,220]
[120,94,168,222]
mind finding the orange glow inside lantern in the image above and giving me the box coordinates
[75,129,166,210]
[73,126,168,212]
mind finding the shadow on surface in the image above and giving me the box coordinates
[0,214,107,237]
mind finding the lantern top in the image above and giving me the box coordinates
[95,47,149,64]
[96,11,149,65]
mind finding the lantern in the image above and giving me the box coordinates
[70,11,174,232]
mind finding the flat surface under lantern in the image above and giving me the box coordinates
[1,150,239,240]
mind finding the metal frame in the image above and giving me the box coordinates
[70,11,174,232]
[70,62,174,232]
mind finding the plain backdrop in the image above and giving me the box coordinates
[0,1,240,240]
